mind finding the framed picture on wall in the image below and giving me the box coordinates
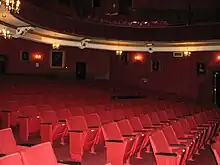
[196,62,206,76]
[50,50,65,68]
[20,51,30,62]
[151,60,160,72]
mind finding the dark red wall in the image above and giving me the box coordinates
[0,39,111,77]
[2,38,220,103]
[110,51,220,103]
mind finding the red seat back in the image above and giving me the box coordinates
[84,113,101,127]
[129,117,144,131]
[40,111,58,124]
[117,119,133,135]
[21,142,58,165]
[0,128,18,154]
[102,122,123,141]
[67,116,87,130]
[150,130,171,153]
[0,153,23,165]
[162,126,179,144]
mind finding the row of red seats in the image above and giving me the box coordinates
[1,106,218,165]
[0,140,76,165]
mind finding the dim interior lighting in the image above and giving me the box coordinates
[0,0,21,13]
[33,53,43,61]
[134,54,144,62]
[216,55,220,61]
[116,50,122,55]
[134,55,142,60]
[183,51,191,56]
[0,28,12,39]
[52,43,60,49]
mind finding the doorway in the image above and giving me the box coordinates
[76,62,87,80]
[213,71,220,107]
[0,55,7,74]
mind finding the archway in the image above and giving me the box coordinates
[0,55,8,74]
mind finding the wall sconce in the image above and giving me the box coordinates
[116,50,122,55]
[183,51,191,57]
[52,43,60,49]
[32,53,43,61]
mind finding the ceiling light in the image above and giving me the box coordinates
[0,0,21,14]
[52,43,60,49]
[0,28,12,39]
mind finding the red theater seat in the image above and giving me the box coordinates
[0,128,27,155]
[40,111,67,145]
[20,142,69,165]
[67,116,100,162]
[150,130,187,165]
[162,125,194,160]
[117,119,150,159]
[97,111,114,124]
[19,106,40,141]
[102,122,136,165]
[139,114,163,129]
[171,121,200,154]
[0,101,21,127]
[0,153,23,165]
[212,142,220,164]
[37,104,53,112]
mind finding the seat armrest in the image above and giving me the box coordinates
[169,118,178,121]
[134,130,146,132]
[58,120,66,122]
[40,122,52,125]
[88,126,99,129]
[69,130,83,133]
[58,160,81,165]
[18,143,35,147]
[0,154,6,157]
[170,144,186,147]
[152,124,163,126]
[123,134,136,137]
[143,126,154,129]
[19,116,28,118]
[160,121,170,123]
[185,131,198,135]
[1,109,11,113]
[106,140,123,143]
[198,124,210,127]
[178,137,193,140]
[155,152,177,157]
[184,114,192,116]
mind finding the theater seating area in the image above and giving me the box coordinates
[0,76,220,165]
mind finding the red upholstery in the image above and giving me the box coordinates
[117,119,150,159]
[0,153,23,165]
[150,130,187,165]
[0,128,27,155]
[212,142,220,164]
[162,125,194,161]
[21,142,66,165]
[0,101,21,127]
[40,111,67,144]
[67,116,99,161]
[102,122,136,165]
[19,106,40,141]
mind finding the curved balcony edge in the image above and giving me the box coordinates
[16,1,220,42]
